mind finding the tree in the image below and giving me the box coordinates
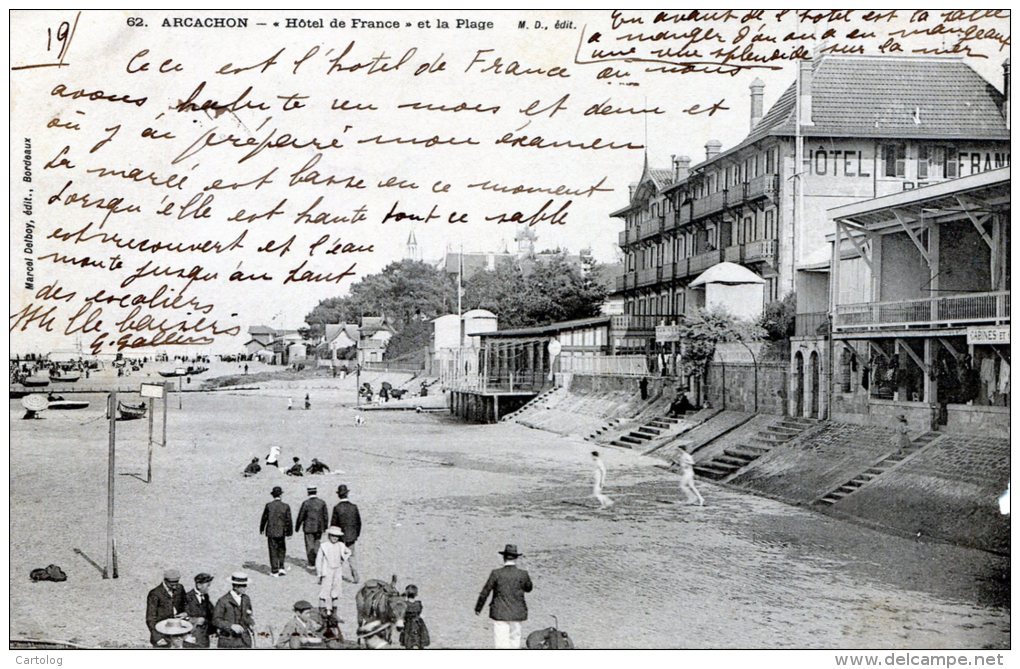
[677,308,766,411]
[463,252,607,329]
[304,260,456,337]
[759,292,797,341]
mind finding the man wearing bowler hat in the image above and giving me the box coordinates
[474,544,533,649]
[146,568,188,647]
[260,486,293,576]
[213,572,255,648]
[330,484,362,564]
[296,484,329,567]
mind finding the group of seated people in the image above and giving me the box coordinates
[244,456,331,478]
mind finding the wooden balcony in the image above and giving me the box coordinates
[723,245,743,263]
[689,249,723,274]
[672,258,690,280]
[637,267,659,287]
[744,239,777,264]
[692,190,728,219]
[611,314,685,334]
[794,311,829,337]
[618,229,630,247]
[744,173,779,201]
[833,291,1010,332]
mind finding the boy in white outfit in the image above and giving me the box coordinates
[677,447,704,506]
[591,451,614,509]
[316,526,358,619]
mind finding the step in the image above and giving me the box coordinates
[837,484,859,494]
[657,416,680,424]
[767,425,802,436]
[610,441,633,449]
[637,427,662,436]
[724,446,766,459]
[693,465,733,479]
[648,421,673,429]
[618,436,644,445]
[715,455,751,467]
[849,476,873,485]
[757,432,792,443]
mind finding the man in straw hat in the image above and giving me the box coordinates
[260,486,293,577]
[474,544,534,649]
[146,568,188,647]
[316,526,358,621]
[213,572,255,648]
[296,484,329,568]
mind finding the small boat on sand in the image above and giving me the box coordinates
[117,401,147,420]
[50,371,81,383]
[22,376,50,388]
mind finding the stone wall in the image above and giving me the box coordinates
[706,361,788,415]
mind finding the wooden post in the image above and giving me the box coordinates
[162,382,169,448]
[104,392,116,579]
[146,396,155,483]
[178,378,183,410]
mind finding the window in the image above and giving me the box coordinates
[918,145,959,180]
[764,209,776,239]
[883,144,906,178]
[765,147,776,174]
[742,215,754,243]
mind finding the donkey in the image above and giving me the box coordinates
[355,575,408,645]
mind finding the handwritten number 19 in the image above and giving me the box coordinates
[47,21,71,60]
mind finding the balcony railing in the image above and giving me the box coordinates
[692,190,728,219]
[744,173,779,201]
[672,258,690,280]
[744,239,777,264]
[723,245,743,263]
[690,249,723,274]
[833,291,1010,331]
[637,267,659,287]
[794,311,829,337]
[611,314,685,333]
[559,354,649,377]
[618,229,630,246]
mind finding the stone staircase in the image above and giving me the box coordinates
[499,386,562,423]
[610,415,682,449]
[585,418,624,442]
[694,416,819,481]
[813,431,941,506]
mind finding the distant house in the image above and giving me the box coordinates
[357,316,397,364]
[323,323,360,359]
[245,325,277,356]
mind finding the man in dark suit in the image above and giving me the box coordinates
[145,568,188,647]
[213,572,255,648]
[260,486,293,576]
[330,484,362,563]
[295,485,329,567]
[184,572,215,648]
[475,544,533,649]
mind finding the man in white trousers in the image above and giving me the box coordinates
[474,544,533,649]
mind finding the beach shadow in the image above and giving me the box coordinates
[119,472,148,483]
[286,556,316,572]
[73,548,104,575]
[241,561,273,576]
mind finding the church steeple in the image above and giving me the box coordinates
[406,229,420,261]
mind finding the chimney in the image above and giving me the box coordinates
[628,182,638,198]
[1004,58,1011,130]
[749,78,765,130]
[673,154,691,182]
[705,140,722,161]
[798,58,814,127]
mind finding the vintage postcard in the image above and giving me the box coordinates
[7,8,1011,661]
